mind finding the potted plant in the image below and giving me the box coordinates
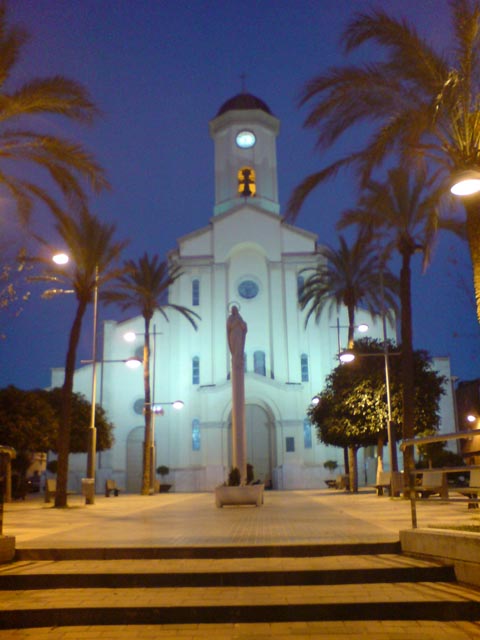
[214,465,264,507]
[156,465,172,493]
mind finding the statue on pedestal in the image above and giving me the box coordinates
[227,305,247,483]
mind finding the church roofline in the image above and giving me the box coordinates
[209,107,280,136]
[168,204,320,262]
[216,92,273,116]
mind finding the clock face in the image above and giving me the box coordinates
[236,130,256,149]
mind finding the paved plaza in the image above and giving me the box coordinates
[1,489,480,639]
[3,488,480,548]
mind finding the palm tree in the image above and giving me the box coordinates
[103,253,200,495]
[287,0,480,322]
[300,231,398,491]
[0,1,108,223]
[32,209,127,507]
[338,166,461,475]
[300,232,398,348]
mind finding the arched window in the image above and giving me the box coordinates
[303,418,312,449]
[192,279,200,306]
[192,418,201,451]
[237,166,256,197]
[192,356,200,385]
[297,274,305,301]
[301,353,309,382]
[254,350,266,376]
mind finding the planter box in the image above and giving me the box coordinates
[215,484,264,508]
[0,536,15,563]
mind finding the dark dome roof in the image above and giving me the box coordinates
[216,93,272,116]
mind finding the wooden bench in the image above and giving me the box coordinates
[456,469,480,509]
[105,479,121,497]
[415,471,449,499]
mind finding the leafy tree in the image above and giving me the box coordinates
[308,338,446,491]
[0,1,108,224]
[286,1,480,323]
[0,385,57,454]
[300,231,398,348]
[103,254,200,495]
[30,210,127,507]
[0,386,114,474]
[39,388,114,454]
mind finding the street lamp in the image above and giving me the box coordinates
[332,318,368,359]
[450,169,480,196]
[52,253,100,504]
[339,260,399,476]
[148,400,184,493]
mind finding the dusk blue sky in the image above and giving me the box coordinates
[1,0,478,391]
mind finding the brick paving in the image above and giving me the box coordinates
[4,488,479,548]
[1,489,479,639]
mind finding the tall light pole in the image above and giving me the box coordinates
[150,400,184,494]
[85,265,99,504]
[52,253,99,504]
[333,318,368,359]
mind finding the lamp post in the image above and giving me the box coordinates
[85,265,99,504]
[148,400,184,493]
[52,253,100,504]
[450,169,480,196]
[332,318,368,358]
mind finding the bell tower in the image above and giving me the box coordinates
[209,93,280,217]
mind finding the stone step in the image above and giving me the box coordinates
[0,554,455,589]
[2,546,479,630]
[14,541,401,561]
[1,581,480,628]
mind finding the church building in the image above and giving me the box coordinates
[53,92,412,493]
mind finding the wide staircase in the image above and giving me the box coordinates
[0,541,480,631]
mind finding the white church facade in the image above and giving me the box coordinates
[51,93,455,493]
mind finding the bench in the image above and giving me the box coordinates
[456,469,480,509]
[415,471,449,499]
[105,479,120,497]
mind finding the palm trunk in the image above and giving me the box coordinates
[348,446,358,492]
[55,298,88,508]
[399,248,415,485]
[463,198,480,323]
[141,317,152,495]
[347,303,355,349]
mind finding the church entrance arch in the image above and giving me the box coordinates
[228,404,274,486]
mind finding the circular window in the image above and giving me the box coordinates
[238,280,259,299]
[133,398,145,415]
